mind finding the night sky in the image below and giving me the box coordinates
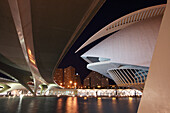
[58,0,167,82]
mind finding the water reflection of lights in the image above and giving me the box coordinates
[20,95,24,98]
[112,97,116,100]
[97,97,102,100]
[97,97,103,113]
[17,94,24,113]
[129,97,133,100]
[84,97,87,100]
[129,97,133,103]
[66,97,78,113]
[57,98,63,111]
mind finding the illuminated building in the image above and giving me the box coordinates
[64,66,75,88]
[83,77,90,88]
[53,68,63,85]
[73,73,82,89]
[83,71,109,88]
[101,77,109,88]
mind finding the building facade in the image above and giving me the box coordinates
[64,66,75,88]
[53,68,63,85]
[101,77,109,88]
[73,74,82,89]
[53,66,82,89]
[83,71,109,88]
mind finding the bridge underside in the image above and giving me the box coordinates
[0,0,105,94]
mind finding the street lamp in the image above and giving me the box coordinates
[74,83,77,89]
[69,81,73,89]
[69,81,73,84]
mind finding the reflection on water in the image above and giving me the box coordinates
[57,98,63,112]
[17,96,23,113]
[66,97,78,113]
[97,97,103,113]
[0,97,140,113]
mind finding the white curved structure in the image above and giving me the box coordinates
[76,4,166,53]
[82,15,162,67]
[78,5,165,90]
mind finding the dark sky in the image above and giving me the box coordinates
[58,0,167,82]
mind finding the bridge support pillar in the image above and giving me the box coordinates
[138,1,170,112]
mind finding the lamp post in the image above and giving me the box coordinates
[69,81,73,84]
[69,81,73,88]
[74,83,77,89]
[60,83,62,86]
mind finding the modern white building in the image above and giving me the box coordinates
[77,4,166,91]
[77,2,170,111]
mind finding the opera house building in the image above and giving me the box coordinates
[77,3,170,112]
[77,4,165,91]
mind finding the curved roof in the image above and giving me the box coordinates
[81,15,162,67]
[76,4,166,53]
[87,61,117,79]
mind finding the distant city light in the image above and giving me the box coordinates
[129,97,133,101]
[112,97,116,100]
[97,86,101,88]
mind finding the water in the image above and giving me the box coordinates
[0,97,140,113]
